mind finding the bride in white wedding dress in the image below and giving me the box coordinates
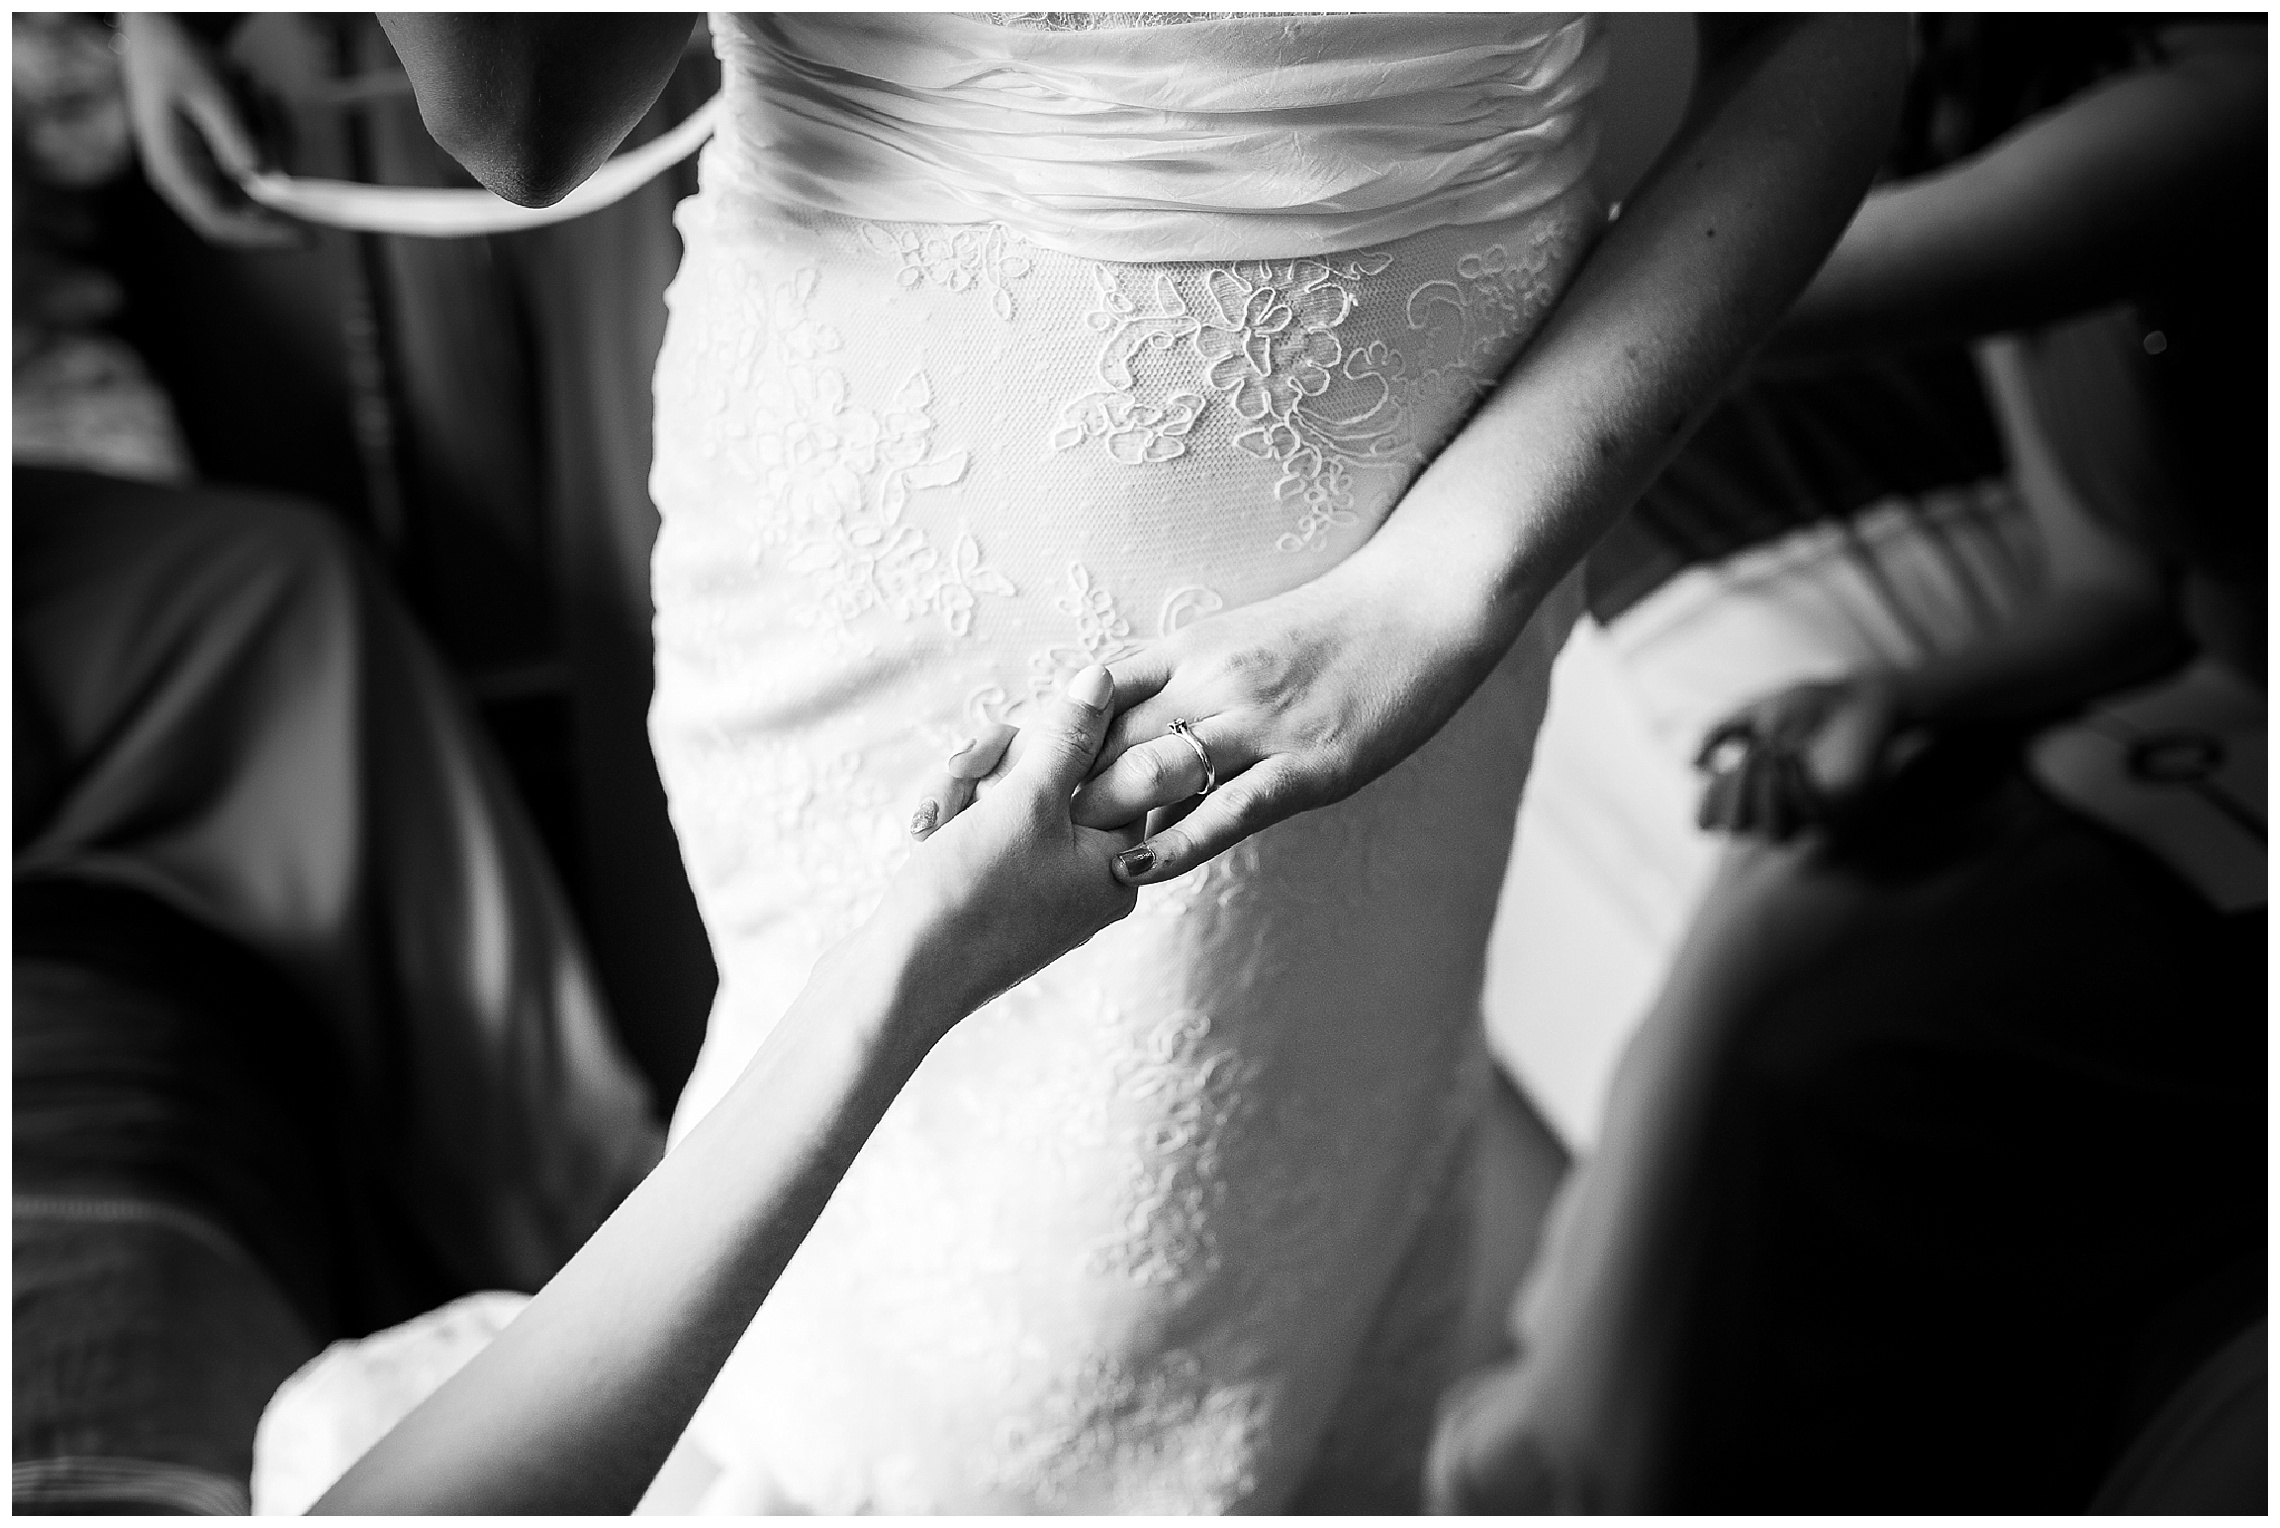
[649,15,1604,1511]
[374,10,1906,1512]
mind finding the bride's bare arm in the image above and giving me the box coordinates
[311,672,1136,1515]
[1072,17,1911,877]
[376,14,697,207]
[1376,17,1912,623]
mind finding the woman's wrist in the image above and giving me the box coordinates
[790,914,967,1064]
[1325,524,1533,690]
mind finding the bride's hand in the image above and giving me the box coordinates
[876,666,1141,1021]
[1067,563,1510,884]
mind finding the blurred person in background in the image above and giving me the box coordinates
[14,13,197,485]
[108,10,726,1109]
[1431,16,2264,1513]
[13,15,660,1512]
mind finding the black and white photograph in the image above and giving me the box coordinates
[12,8,2266,1515]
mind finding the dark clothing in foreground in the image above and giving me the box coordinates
[1647,747,2263,1509]
[13,469,660,1513]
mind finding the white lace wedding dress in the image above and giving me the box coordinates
[650,12,1607,1511]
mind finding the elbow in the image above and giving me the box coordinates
[380,14,695,208]
[420,105,602,209]
[380,14,628,209]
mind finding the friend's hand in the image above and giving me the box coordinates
[117,14,298,247]
[878,667,1141,1024]
[1066,567,1502,884]
[1694,671,1911,838]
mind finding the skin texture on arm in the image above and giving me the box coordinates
[1066,17,1910,878]
[309,944,954,1514]
[311,671,1136,1515]
[375,13,697,207]
[1357,16,1911,660]
[1768,22,2267,362]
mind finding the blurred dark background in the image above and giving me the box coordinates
[44,14,724,1107]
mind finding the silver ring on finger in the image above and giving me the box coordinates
[1165,718,1216,799]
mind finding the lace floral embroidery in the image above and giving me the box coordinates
[934,985,1279,1510]
[650,177,1595,1511]
[676,737,905,956]
[712,266,1014,644]
[1053,224,1573,551]
[1158,584,1225,635]
[1403,233,1569,380]
[1085,1008,1267,1287]
[1028,561,1141,706]
[985,1350,1270,1510]
[966,575,1226,730]
[966,12,1277,31]
[859,221,1035,321]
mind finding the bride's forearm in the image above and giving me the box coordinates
[312,929,956,1515]
[1347,16,1907,652]
[1073,21,1906,881]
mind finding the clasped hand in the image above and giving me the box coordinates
[1076,571,1501,882]
[880,666,1140,1023]
[912,567,1511,889]
[892,550,1524,1012]
[1693,671,1918,839]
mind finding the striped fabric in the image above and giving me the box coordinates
[13,1455,251,1516]
[14,1194,270,1279]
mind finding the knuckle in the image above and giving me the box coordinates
[1221,643,1281,685]
[1221,759,1311,829]
[1298,709,1349,757]
[1089,736,1134,783]
[1074,782,1125,828]
[1133,746,1173,796]
[1220,779,1280,832]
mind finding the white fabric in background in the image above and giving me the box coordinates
[249,1287,735,1515]
[1484,481,2042,1151]
[2031,659,2266,913]
[250,1292,530,1516]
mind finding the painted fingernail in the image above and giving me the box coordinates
[1115,844,1155,880]
[910,800,938,836]
[1066,665,1114,711]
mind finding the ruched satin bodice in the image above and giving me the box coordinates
[713,11,1604,260]
[650,13,1604,1510]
